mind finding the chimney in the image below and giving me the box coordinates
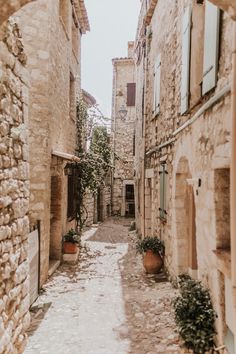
[128,41,134,58]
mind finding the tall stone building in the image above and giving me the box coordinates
[134,0,236,351]
[111,42,136,217]
[0,0,89,351]
[15,0,89,290]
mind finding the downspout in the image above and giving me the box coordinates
[231,21,236,351]
[142,23,148,238]
[231,21,236,288]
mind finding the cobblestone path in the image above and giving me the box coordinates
[25,217,188,354]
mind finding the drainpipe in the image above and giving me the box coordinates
[231,22,236,288]
[231,21,236,349]
[142,24,148,238]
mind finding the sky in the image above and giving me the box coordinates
[81,0,141,118]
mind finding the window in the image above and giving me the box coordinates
[133,131,135,156]
[159,164,167,220]
[59,0,70,35]
[127,83,136,106]
[153,54,161,116]
[180,6,191,114]
[202,1,220,95]
[69,72,76,120]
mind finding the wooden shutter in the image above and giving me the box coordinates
[153,54,161,116]
[181,6,191,115]
[127,83,136,106]
[202,1,220,95]
[159,164,167,220]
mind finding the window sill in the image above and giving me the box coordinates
[213,249,231,279]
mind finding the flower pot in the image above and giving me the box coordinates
[63,241,78,254]
[143,250,163,274]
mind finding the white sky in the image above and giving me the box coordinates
[81,0,141,118]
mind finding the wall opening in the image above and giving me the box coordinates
[125,184,135,217]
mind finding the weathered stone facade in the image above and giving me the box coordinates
[13,0,89,286]
[0,19,30,354]
[0,0,89,351]
[111,43,136,217]
[135,0,236,351]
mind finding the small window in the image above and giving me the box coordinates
[133,131,135,156]
[153,54,161,116]
[159,164,167,220]
[70,72,76,120]
[127,83,136,106]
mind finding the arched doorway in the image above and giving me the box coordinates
[175,157,198,275]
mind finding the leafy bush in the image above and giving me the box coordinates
[63,229,80,244]
[136,236,165,256]
[173,274,216,353]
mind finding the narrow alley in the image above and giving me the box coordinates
[25,218,185,354]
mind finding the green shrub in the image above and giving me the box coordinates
[173,274,216,353]
[136,236,165,256]
[63,229,80,244]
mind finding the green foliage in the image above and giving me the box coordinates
[67,99,113,231]
[173,274,217,354]
[63,229,80,244]
[136,236,165,256]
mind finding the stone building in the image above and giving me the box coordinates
[0,0,89,351]
[111,42,136,217]
[134,0,236,351]
[14,0,89,290]
[0,18,30,354]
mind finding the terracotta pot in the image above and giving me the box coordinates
[143,250,163,274]
[63,242,78,254]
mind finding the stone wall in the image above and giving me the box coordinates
[0,0,34,26]
[0,19,30,354]
[15,0,85,285]
[111,47,136,216]
[135,0,235,348]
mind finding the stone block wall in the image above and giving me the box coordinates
[111,52,136,216]
[135,0,235,347]
[0,19,30,354]
[15,0,84,285]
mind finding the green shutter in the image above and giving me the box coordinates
[202,1,220,95]
[181,6,191,114]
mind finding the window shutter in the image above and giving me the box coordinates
[159,164,167,220]
[153,54,161,116]
[181,6,191,115]
[202,1,220,95]
[127,83,136,106]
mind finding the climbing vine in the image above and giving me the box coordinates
[67,99,113,232]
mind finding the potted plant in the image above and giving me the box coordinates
[136,236,165,274]
[63,229,80,254]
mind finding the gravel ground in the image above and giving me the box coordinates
[25,217,192,354]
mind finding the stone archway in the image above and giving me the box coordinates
[175,157,198,275]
